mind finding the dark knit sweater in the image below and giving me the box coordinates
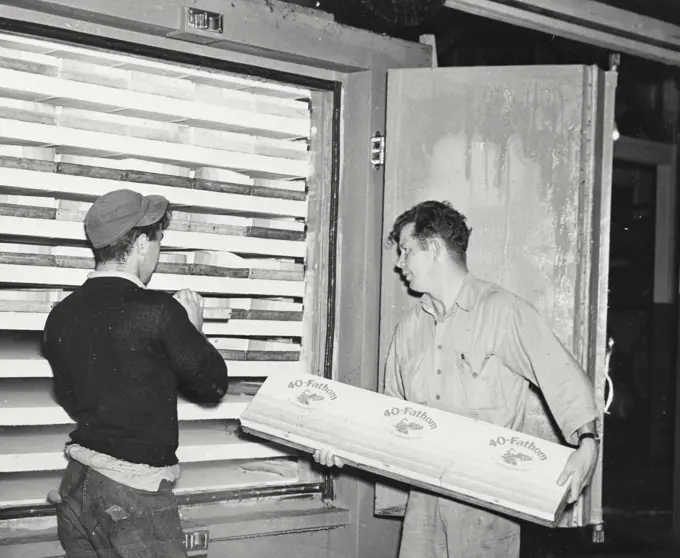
[43,277,229,467]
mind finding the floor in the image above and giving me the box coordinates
[521,513,678,557]
[528,401,679,558]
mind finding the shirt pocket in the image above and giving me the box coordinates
[459,350,503,411]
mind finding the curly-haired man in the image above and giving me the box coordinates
[315,200,598,558]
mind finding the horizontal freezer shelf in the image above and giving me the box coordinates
[0,422,291,472]
[0,32,310,100]
[0,264,304,297]
[0,378,252,426]
[0,312,304,337]
[0,98,308,163]
[0,118,308,179]
[0,337,303,378]
[0,166,307,218]
[0,459,301,509]
[0,215,306,258]
[0,67,311,140]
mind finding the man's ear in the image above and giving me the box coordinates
[429,237,445,259]
[135,233,149,256]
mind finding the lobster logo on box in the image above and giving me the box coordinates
[488,436,547,472]
[384,406,438,440]
[287,379,337,410]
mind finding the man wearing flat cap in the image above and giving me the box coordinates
[43,189,229,557]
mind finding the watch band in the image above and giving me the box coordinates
[578,432,599,445]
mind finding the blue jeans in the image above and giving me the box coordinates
[57,459,188,558]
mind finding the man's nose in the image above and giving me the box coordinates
[396,255,404,268]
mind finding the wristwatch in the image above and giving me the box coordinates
[578,432,600,446]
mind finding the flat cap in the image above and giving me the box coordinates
[84,189,169,249]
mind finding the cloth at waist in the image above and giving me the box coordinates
[66,443,181,492]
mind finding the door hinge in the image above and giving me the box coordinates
[184,529,209,551]
[370,132,385,170]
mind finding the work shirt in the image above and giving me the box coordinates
[384,273,597,445]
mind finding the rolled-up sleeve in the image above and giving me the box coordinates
[500,298,598,445]
[384,325,406,399]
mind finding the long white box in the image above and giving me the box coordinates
[239,372,575,527]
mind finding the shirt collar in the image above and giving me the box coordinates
[87,270,146,290]
[419,272,481,318]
